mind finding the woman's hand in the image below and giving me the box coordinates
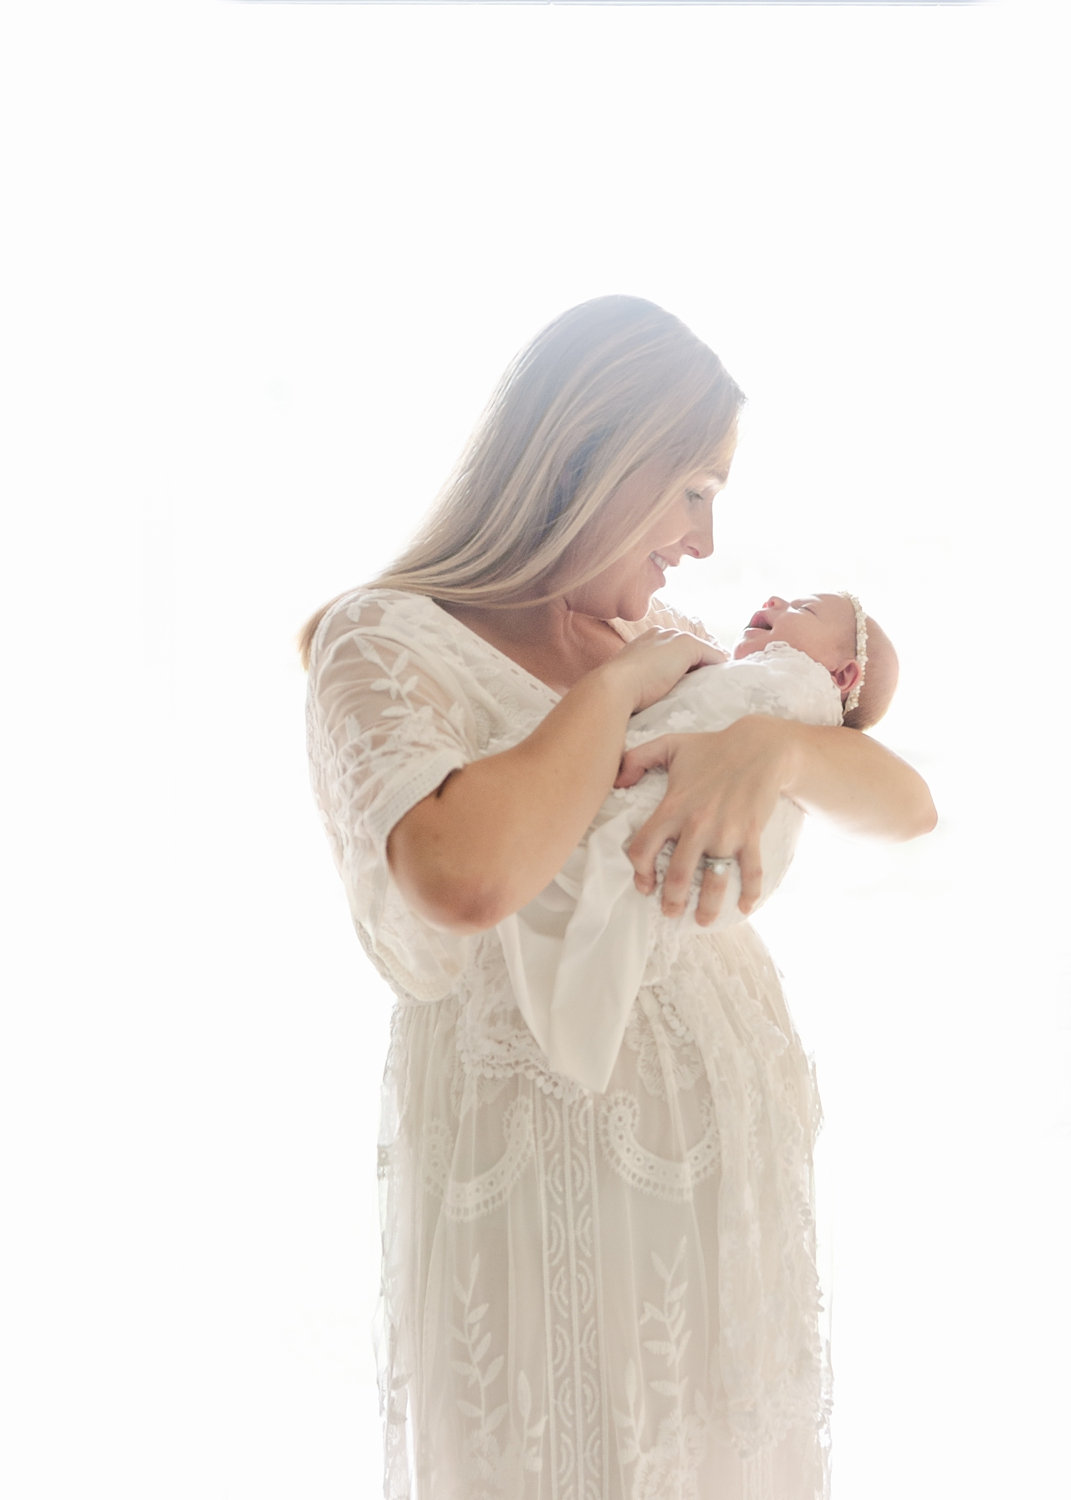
[616,713,937,927]
[615,716,795,926]
[600,628,728,715]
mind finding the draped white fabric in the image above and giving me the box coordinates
[496,645,843,1094]
[306,589,834,1499]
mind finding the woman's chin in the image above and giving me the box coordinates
[619,591,656,622]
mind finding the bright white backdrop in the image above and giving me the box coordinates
[3,2,1069,1497]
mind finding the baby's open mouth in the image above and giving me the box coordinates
[746,611,772,630]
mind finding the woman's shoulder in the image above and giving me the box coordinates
[613,594,726,649]
[311,585,450,661]
[309,586,533,722]
[320,584,437,630]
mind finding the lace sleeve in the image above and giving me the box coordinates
[306,590,480,1001]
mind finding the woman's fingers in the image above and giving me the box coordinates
[614,736,670,790]
[610,631,728,717]
[627,814,762,921]
[696,862,733,926]
[657,824,712,916]
[735,836,764,916]
[626,805,676,895]
[621,722,785,922]
[628,812,766,923]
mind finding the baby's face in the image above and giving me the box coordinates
[732,593,855,670]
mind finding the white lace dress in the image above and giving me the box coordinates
[306,587,837,1500]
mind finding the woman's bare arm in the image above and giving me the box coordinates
[617,716,936,926]
[386,630,726,934]
[784,721,937,838]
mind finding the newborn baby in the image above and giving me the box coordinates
[731,591,897,731]
[495,591,899,1092]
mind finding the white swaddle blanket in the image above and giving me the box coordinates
[495,642,845,1092]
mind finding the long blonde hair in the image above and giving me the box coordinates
[299,296,743,667]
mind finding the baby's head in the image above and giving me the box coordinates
[732,592,898,730]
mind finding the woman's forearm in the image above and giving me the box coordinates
[609,713,936,924]
[387,666,636,934]
[387,627,727,933]
[784,722,937,840]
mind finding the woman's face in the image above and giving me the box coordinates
[564,457,727,621]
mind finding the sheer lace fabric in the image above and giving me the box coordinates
[306,589,833,1499]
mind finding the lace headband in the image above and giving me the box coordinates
[840,592,868,716]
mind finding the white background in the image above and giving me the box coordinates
[3,2,1068,1496]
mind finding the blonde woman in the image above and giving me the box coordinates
[302,296,935,1500]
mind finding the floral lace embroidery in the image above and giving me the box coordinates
[448,1254,547,1497]
[453,951,590,1104]
[615,1241,712,1498]
[624,990,705,1100]
[425,1097,535,1222]
[597,1092,721,1202]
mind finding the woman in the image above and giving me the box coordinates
[302,296,935,1500]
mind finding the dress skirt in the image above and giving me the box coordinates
[375,925,832,1500]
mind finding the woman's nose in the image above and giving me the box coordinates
[685,502,715,560]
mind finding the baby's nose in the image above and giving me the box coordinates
[764,596,787,612]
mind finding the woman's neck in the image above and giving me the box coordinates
[439,598,625,692]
